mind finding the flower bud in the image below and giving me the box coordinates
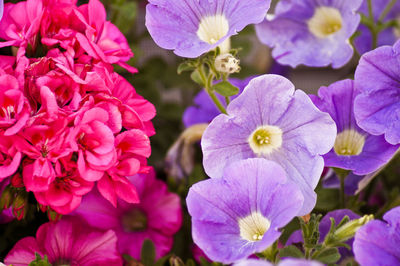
[215,53,240,74]
[169,256,185,266]
[12,191,28,220]
[334,214,374,242]
[11,173,24,188]
[0,186,14,210]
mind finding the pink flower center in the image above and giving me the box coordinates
[121,208,148,232]
[53,258,71,266]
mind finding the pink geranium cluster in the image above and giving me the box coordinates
[0,0,155,216]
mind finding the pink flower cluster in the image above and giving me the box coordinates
[0,0,155,215]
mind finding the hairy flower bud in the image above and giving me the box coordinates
[215,53,240,74]
[0,186,14,210]
[334,214,374,242]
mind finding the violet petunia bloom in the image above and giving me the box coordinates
[4,216,122,266]
[354,40,400,145]
[353,206,400,266]
[287,209,360,260]
[311,79,399,175]
[187,158,304,263]
[255,0,362,68]
[234,258,323,266]
[72,169,182,260]
[201,74,337,215]
[354,0,400,55]
[145,0,271,58]
[183,77,253,127]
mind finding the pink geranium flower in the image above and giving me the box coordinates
[73,169,182,260]
[0,137,22,181]
[34,158,94,214]
[70,106,117,182]
[0,74,30,136]
[76,0,136,72]
[97,129,151,206]
[0,0,43,51]
[4,216,123,266]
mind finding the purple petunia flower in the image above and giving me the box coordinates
[287,209,360,260]
[353,206,400,266]
[311,79,399,175]
[4,216,122,266]
[354,40,400,145]
[145,0,271,58]
[234,258,323,266]
[201,74,337,215]
[322,169,364,195]
[186,158,304,263]
[255,0,362,68]
[72,169,182,260]
[354,0,400,55]
[183,77,254,127]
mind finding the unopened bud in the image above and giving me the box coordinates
[169,256,185,266]
[0,186,14,210]
[11,173,24,188]
[215,53,240,74]
[12,191,28,220]
[334,214,374,242]
[47,208,62,221]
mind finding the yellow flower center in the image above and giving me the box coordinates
[238,212,271,242]
[308,6,343,38]
[334,129,366,156]
[248,125,283,156]
[197,14,230,53]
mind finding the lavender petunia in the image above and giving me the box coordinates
[145,0,271,58]
[183,77,253,127]
[287,209,360,260]
[311,79,399,175]
[255,0,362,68]
[201,74,337,215]
[186,158,304,263]
[353,206,400,266]
[354,40,400,145]
[354,0,400,55]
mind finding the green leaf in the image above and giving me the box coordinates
[155,255,170,266]
[312,247,341,264]
[279,245,304,258]
[141,239,156,266]
[190,69,204,86]
[212,81,240,97]
[177,61,196,74]
[186,259,196,266]
[29,253,51,266]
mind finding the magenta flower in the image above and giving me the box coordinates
[72,169,182,260]
[146,0,271,57]
[256,0,362,68]
[311,79,399,175]
[4,217,123,266]
[0,74,30,136]
[0,137,21,181]
[76,0,136,72]
[187,158,303,263]
[201,75,336,215]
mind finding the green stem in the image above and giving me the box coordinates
[339,174,345,208]
[198,66,227,114]
[367,0,379,49]
[379,0,398,22]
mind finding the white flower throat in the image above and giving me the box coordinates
[238,212,271,242]
[248,125,283,156]
[308,6,343,38]
[197,14,230,53]
[334,129,366,156]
